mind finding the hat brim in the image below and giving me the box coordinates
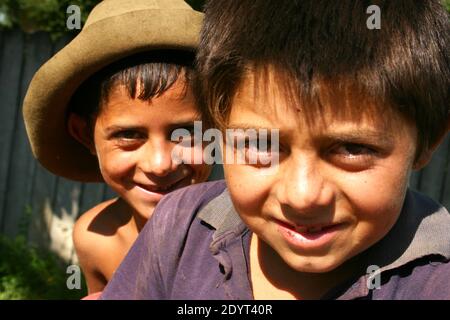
[23,9,203,182]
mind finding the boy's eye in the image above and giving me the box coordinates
[182,125,196,134]
[329,143,378,170]
[338,143,374,156]
[113,130,145,140]
[244,138,272,152]
[110,130,146,148]
[236,137,279,167]
[170,125,196,146]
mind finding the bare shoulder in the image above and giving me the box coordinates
[74,199,115,241]
[73,198,129,260]
[73,198,134,292]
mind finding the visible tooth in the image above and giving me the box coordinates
[295,226,308,233]
[308,226,323,233]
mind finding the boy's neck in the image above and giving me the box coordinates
[125,202,146,233]
[250,234,364,300]
[114,197,146,233]
[132,212,146,232]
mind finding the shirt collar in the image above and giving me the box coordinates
[197,189,252,299]
[197,188,246,242]
[198,188,450,299]
[365,189,450,273]
[334,189,450,299]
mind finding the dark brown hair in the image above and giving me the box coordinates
[195,0,450,158]
[69,49,195,124]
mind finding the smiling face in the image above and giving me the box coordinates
[92,78,211,223]
[223,70,419,273]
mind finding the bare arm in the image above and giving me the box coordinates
[72,203,112,294]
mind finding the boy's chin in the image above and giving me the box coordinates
[282,253,345,274]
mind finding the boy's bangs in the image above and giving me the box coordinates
[101,50,194,106]
[233,64,387,130]
[198,0,449,159]
[69,50,194,121]
[106,63,187,101]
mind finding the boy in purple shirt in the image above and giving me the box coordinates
[101,0,450,299]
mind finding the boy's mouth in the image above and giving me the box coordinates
[135,176,190,195]
[294,224,338,234]
[277,219,341,234]
[275,218,344,249]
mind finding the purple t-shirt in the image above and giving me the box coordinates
[101,180,450,299]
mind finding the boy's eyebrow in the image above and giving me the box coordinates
[226,123,278,131]
[104,119,201,133]
[225,123,290,141]
[104,125,145,134]
[321,131,395,146]
[227,124,395,145]
[168,120,199,128]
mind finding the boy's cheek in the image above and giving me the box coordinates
[345,180,406,244]
[337,159,411,200]
[348,210,402,260]
[225,165,274,206]
[98,153,136,178]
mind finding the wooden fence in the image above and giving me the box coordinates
[0,29,449,262]
[0,29,118,262]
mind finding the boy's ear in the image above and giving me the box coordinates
[67,113,97,156]
[413,121,449,170]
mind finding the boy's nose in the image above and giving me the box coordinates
[138,140,175,177]
[276,155,334,217]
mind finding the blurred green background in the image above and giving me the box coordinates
[0,0,206,39]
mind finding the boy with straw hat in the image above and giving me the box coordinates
[23,0,211,294]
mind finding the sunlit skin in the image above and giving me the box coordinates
[70,77,211,293]
[223,70,426,299]
[92,81,211,226]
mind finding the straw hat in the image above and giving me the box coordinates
[23,0,203,182]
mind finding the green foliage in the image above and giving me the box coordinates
[0,0,205,40]
[0,0,98,40]
[445,0,450,12]
[186,0,206,11]
[0,0,208,37]
[0,235,86,300]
